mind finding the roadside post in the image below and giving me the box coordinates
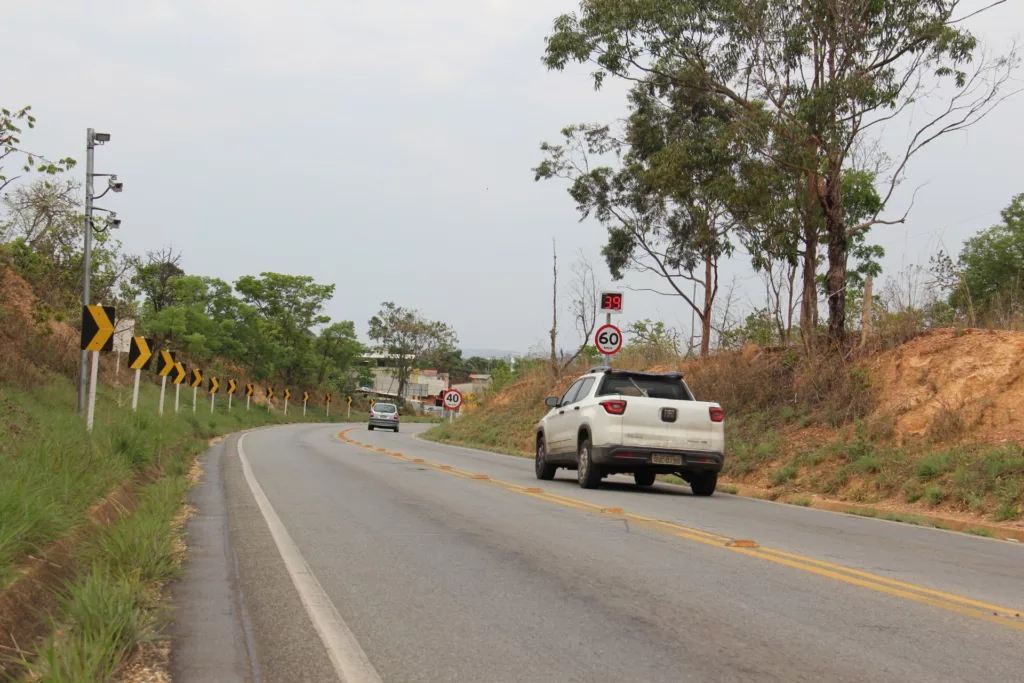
[155,349,175,417]
[227,380,237,411]
[443,389,463,424]
[127,337,153,412]
[347,395,352,419]
[266,386,274,411]
[81,305,115,431]
[303,391,309,416]
[326,393,332,418]
[190,368,203,412]
[246,383,254,410]
[208,376,220,413]
[284,389,291,415]
[173,362,187,412]
[598,292,623,366]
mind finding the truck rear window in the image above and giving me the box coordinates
[597,375,693,400]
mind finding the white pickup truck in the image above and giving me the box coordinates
[535,367,725,495]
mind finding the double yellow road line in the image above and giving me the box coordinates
[338,429,1024,633]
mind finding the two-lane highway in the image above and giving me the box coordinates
[172,423,1024,683]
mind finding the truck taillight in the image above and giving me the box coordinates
[709,406,724,422]
[600,400,627,415]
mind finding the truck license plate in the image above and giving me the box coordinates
[652,454,682,466]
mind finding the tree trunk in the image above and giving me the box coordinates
[824,173,847,349]
[700,249,713,357]
[860,274,873,349]
[799,226,817,350]
[786,264,796,344]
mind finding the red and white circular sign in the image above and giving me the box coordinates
[443,389,464,410]
[594,324,623,355]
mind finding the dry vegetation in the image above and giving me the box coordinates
[428,330,1024,526]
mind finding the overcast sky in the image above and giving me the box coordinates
[5,1,1023,353]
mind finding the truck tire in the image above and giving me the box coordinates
[535,437,556,480]
[368,425,375,431]
[690,471,717,497]
[634,471,656,487]
[576,438,601,489]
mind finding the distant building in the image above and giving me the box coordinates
[452,374,492,396]
[359,353,448,400]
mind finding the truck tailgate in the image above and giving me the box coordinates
[620,397,715,451]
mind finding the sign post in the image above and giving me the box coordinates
[598,292,623,365]
[127,337,153,412]
[347,395,352,419]
[303,391,309,416]
[246,384,254,410]
[284,389,291,415]
[173,362,187,412]
[267,386,274,412]
[208,376,219,413]
[190,368,203,412]
[155,349,175,416]
[443,389,463,424]
[81,305,115,431]
[227,380,237,411]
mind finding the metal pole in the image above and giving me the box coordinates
[303,401,307,417]
[606,312,612,367]
[131,369,140,411]
[86,350,99,430]
[326,402,330,419]
[193,387,197,412]
[284,397,289,415]
[247,395,251,411]
[159,376,167,416]
[228,393,232,411]
[210,393,215,413]
[78,129,96,414]
[175,384,181,412]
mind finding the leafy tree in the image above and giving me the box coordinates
[952,192,1024,312]
[1,105,75,197]
[543,0,1018,347]
[367,302,458,401]
[314,321,363,385]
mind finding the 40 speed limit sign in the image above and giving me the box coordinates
[594,324,623,355]
[443,389,464,411]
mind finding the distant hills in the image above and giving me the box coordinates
[461,348,520,359]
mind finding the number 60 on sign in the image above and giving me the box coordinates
[594,324,622,355]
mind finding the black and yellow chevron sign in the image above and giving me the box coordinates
[190,368,203,388]
[173,362,187,385]
[347,395,353,405]
[228,379,237,395]
[370,398,376,407]
[156,350,176,377]
[267,386,274,399]
[208,376,220,394]
[303,391,309,403]
[81,305,116,352]
[284,389,291,400]
[128,337,153,370]
[246,383,254,397]
[326,393,332,403]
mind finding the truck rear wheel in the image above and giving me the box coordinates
[577,438,601,489]
[690,471,717,497]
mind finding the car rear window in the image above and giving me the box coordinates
[597,375,693,400]
[374,404,397,413]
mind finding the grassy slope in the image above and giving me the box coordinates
[0,370,339,681]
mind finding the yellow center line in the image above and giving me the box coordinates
[335,428,1024,631]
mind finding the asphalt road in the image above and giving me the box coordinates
[171,423,1024,683]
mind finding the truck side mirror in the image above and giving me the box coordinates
[545,397,559,408]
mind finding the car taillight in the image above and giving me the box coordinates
[600,400,627,415]
[709,406,724,422]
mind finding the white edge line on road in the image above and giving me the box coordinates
[237,433,384,683]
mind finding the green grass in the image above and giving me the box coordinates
[788,496,812,506]
[964,527,994,537]
[771,463,798,487]
[719,484,739,494]
[0,373,327,587]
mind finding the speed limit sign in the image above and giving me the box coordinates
[594,324,623,355]
[443,389,464,411]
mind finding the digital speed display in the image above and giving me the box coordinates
[599,291,623,314]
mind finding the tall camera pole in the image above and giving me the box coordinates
[78,129,97,413]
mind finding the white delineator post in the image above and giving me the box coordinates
[284,396,289,415]
[210,392,215,413]
[158,375,167,416]
[247,394,251,411]
[175,383,181,413]
[303,399,307,417]
[193,386,198,412]
[228,392,233,411]
[131,368,141,412]
[326,400,330,419]
[86,350,100,431]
